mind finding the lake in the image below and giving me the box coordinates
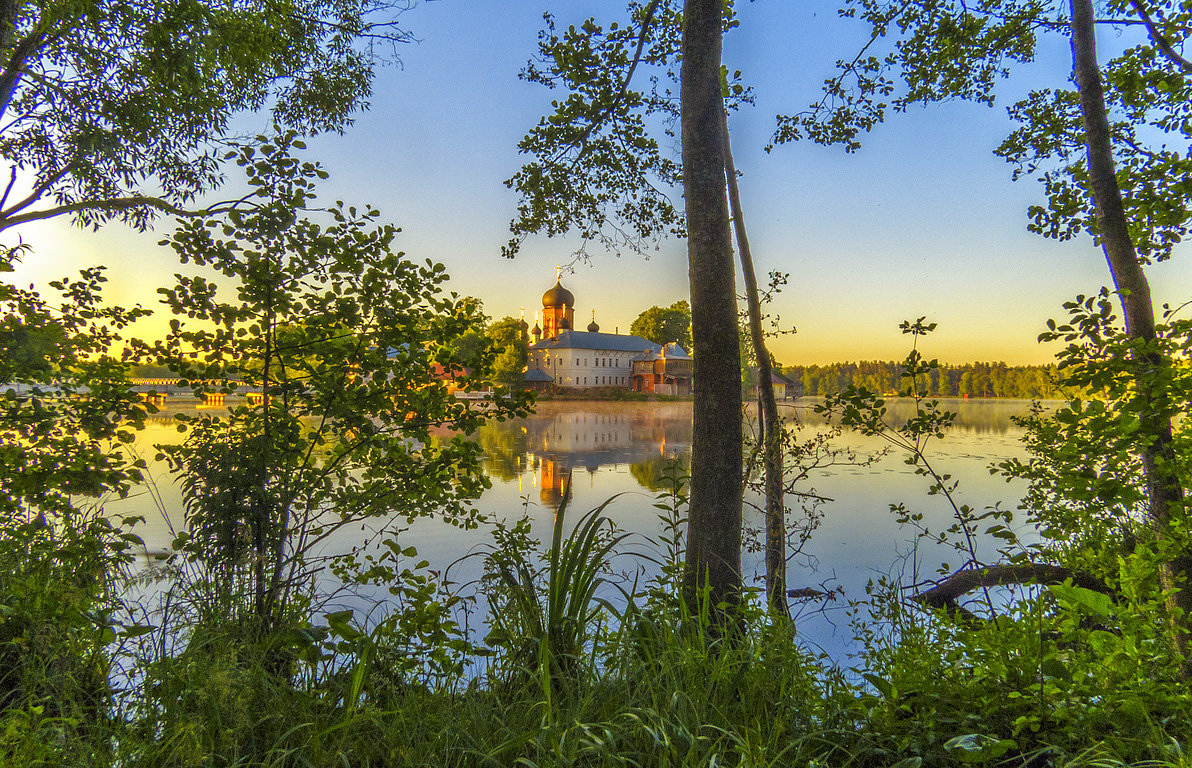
[112,397,1046,660]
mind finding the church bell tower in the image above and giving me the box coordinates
[541,266,575,339]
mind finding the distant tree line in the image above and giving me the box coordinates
[785,360,1060,399]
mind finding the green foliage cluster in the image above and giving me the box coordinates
[0,0,414,234]
[630,300,692,352]
[6,456,1191,768]
[485,316,531,387]
[0,511,138,767]
[789,360,1060,399]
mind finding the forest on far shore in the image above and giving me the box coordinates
[783,361,1058,399]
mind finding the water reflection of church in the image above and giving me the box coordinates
[522,407,693,507]
[522,271,693,396]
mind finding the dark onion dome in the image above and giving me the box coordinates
[532,323,541,336]
[519,317,529,331]
[587,318,600,332]
[542,280,575,308]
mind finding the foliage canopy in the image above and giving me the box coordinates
[152,133,528,625]
[0,0,416,236]
[629,300,691,351]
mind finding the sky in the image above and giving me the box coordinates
[11,0,1192,366]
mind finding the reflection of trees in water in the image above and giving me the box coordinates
[778,398,1053,436]
[519,406,693,467]
[629,453,692,492]
[473,405,698,499]
[473,421,529,482]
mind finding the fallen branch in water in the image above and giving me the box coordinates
[914,563,1110,617]
[787,586,835,600]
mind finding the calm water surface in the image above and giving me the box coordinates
[114,398,1048,659]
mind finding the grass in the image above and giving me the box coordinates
[4,491,1192,767]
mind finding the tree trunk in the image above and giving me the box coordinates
[1070,0,1190,661]
[721,108,788,619]
[254,267,273,623]
[680,0,743,616]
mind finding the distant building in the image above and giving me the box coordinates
[630,343,693,396]
[743,368,796,400]
[523,270,692,393]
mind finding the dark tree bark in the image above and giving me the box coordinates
[681,0,743,615]
[1070,0,1190,660]
[721,108,788,619]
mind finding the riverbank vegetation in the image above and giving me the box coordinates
[5,0,1192,765]
[4,405,1192,768]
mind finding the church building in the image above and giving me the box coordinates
[522,272,693,395]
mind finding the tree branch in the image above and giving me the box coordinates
[0,192,260,232]
[0,32,44,123]
[913,563,1109,611]
[569,0,661,168]
[0,163,74,220]
[1128,0,1192,75]
[0,166,16,212]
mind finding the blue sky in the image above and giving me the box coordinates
[13,0,1192,365]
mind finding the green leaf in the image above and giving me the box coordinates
[862,673,895,699]
[944,734,1016,763]
[118,624,156,639]
[324,610,362,641]
[890,759,922,768]
[1049,583,1113,616]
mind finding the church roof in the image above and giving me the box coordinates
[542,280,575,309]
[523,369,554,382]
[628,342,693,362]
[530,330,662,354]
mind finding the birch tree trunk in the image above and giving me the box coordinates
[721,108,788,619]
[1070,0,1190,661]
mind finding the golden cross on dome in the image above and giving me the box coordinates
[555,264,562,280]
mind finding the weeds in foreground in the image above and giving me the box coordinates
[4,475,1192,767]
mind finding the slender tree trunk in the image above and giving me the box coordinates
[254,254,274,624]
[681,0,743,616]
[721,108,788,619]
[1070,0,1190,661]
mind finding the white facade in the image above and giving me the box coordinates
[527,330,661,389]
[530,348,636,388]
